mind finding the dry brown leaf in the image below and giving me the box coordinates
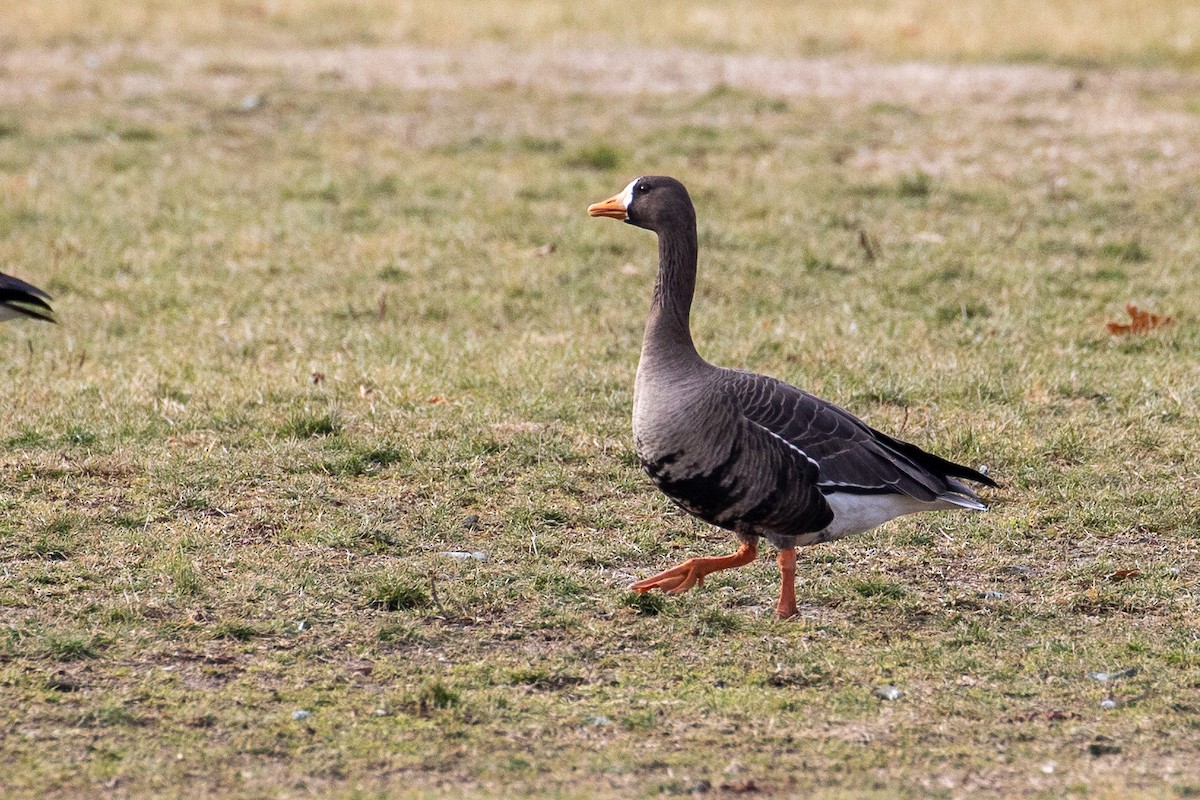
[1106,568,1143,582]
[1106,303,1172,335]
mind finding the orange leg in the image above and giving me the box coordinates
[631,542,758,596]
[776,548,797,619]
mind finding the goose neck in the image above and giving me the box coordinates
[644,224,699,357]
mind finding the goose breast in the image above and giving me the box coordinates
[633,373,833,540]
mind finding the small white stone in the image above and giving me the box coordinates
[440,551,487,561]
[873,685,902,701]
[292,709,311,720]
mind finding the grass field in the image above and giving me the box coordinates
[3,2,1200,798]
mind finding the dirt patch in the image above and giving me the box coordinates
[5,40,1200,111]
[7,41,1198,186]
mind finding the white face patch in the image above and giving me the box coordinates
[618,178,640,209]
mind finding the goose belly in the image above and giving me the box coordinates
[780,492,952,548]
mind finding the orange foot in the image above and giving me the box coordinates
[631,542,758,595]
[776,548,797,619]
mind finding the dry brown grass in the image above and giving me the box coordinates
[4,0,1200,67]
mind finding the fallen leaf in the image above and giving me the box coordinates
[1106,303,1172,335]
[1106,568,1142,582]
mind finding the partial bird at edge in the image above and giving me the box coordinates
[0,272,56,324]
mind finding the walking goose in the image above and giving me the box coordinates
[0,272,55,324]
[588,176,996,619]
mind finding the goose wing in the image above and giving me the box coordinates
[723,370,995,507]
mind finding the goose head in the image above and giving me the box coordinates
[588,176,694,234]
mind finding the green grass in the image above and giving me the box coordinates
[2,3,1200,799]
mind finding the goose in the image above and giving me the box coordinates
[0,272,55,324]
[588,176,996,619]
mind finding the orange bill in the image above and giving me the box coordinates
[587,194,627,219]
